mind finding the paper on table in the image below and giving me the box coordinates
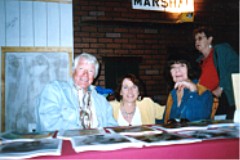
[232,73,240,109]
[232,73,240,123]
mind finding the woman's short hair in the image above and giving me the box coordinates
[73,53,100,78]
[114,73,145,101]
[193,26,214,38]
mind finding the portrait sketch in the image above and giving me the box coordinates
[1,47,72,132]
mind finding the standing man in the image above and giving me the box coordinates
[37,53,117,131]
[193,26,239,119]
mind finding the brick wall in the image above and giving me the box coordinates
[73,0,239,104]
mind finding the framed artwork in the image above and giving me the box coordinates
[1,47,72,132]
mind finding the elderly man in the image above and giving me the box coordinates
[37,53,117,131]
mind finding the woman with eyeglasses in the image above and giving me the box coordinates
[163,56,213,124]
[109,73,165,126]
[193,26,239,119]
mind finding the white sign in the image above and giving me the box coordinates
[132,0,194,13]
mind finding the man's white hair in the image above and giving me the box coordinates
[73,53,99,78]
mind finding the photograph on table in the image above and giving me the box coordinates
[0,138,62,159]
[106,125,162,136]
[0,130,55,144]
[70,133,143,152]
[128,132,201,147]
[57,128,106,140]
[176,125,240,140]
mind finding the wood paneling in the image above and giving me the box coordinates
[0,0,73,47]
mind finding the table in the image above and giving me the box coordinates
[35,138,239,159]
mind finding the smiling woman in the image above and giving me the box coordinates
[163,57,213,124]
[109,73,165,126]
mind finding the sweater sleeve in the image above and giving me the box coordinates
[153,101,165,120]
[164,94,173,124]
[214,43,239,106]
[137,98,165,124]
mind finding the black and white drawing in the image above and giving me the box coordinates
[1,47,72,132]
